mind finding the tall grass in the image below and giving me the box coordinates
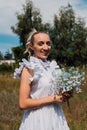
[0,74,22,130]
[0,72,87,130]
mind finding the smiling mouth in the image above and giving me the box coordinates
[41,51,49,56]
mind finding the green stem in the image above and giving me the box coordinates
[67,99,71,113]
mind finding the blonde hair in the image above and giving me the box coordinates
[24,28,37,58]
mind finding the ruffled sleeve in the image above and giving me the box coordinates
[50,60,62,77]
[50,60,59,70]
[14,58,33,79]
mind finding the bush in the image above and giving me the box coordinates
[0,63,15,73]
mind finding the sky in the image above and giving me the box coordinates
[0,0,87,55]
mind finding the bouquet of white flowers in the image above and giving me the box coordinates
[51,65,86,112]
[52,66,85,94]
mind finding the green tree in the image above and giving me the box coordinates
[0,51,3,60]
[12,46,25,62]
[51,4,87,66]
[11,0,39,46]
[4,50,12,60]
[11,0,50,47]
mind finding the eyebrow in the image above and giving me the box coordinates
[38,40,51,43]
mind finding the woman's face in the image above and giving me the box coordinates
[30,33,51,60]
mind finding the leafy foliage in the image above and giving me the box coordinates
[11,0,50,47]
[0,51,3,60]
[12,46,25,62]
[4,51,12,60]
[50,4,87,66]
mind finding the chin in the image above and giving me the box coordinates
[40,55,48,60]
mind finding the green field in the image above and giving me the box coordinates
[0,72,87,130]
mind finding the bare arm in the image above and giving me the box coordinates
[19,67,63,110]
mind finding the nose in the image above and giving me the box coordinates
[43,44,48,50]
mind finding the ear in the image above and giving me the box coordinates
[29,43,34,50]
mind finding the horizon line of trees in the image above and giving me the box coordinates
[0,50,13,60]
[2,0,87,66]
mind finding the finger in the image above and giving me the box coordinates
[60,96,63,102]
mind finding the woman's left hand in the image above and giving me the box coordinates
[62,92,72,102]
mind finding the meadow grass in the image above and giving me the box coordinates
[0,72,87,130]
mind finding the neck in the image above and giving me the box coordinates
[33,55,47,62]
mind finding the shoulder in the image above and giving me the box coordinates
[21,67,34,77]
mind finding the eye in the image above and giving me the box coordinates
[46,41,51,46]
[38,41,44,46]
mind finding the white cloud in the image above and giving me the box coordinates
[31,0,78,23]
[0,0,87,35]
[0,0,25,34]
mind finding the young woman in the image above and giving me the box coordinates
[14,30,70,130]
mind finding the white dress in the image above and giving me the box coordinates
[14,56,70,130]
